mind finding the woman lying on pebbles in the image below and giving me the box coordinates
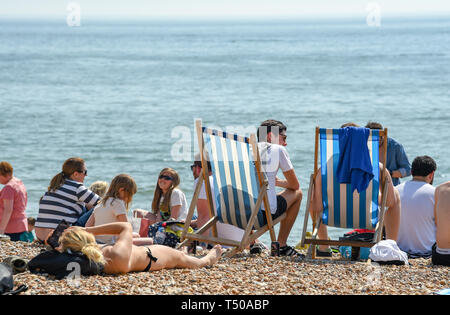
[58,222,223,274]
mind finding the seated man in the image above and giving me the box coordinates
[310,160,401,257]
[257,119,303,256]
[396,156,437,257]
[433,181,450,266]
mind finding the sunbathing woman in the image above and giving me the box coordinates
[59,222,223,274]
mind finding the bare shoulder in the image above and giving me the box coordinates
[435,182,450,214]
[436,181,450,193]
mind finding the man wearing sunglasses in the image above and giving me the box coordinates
[256,119,303,257]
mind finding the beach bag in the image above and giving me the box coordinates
[28,249,104,280]
[148,221,194,248]
[0,263,28,295]
[339,229,375,260]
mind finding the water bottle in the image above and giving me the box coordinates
[154,226,166,244]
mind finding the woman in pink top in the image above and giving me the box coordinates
[0,161,28,241]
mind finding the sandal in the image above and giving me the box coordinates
[280,245,305,259]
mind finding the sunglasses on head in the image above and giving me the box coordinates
[159,175,173,181]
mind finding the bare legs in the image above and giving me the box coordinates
[277,188,303,247]
[149,244,223,271]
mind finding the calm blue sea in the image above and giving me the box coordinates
[1,17,449,245]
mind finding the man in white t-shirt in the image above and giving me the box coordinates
[397,155,437,257]
[190,155,245,246]
[256,119,303,257]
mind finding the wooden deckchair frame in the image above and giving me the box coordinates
[300,127,389,258]
[178,120,285,257]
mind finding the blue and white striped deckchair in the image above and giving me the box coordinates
[180,120,284,255]
[301,127,390,258]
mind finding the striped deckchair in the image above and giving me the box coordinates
[179,120,285,256]
[300,127,390,258]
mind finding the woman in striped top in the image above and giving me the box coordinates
[35,157,100,242]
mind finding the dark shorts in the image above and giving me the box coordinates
[432,243,450,267]
[5,231,27,242]
[262,195,288,225]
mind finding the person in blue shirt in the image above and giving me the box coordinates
[366,122,411,186]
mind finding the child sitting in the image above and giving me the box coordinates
[86,174,153,246]
[19,217,36,243]
[74,181,109,227]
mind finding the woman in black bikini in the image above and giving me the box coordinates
[58,222,223,274]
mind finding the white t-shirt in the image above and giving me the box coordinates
[194,177,245,242]
[396,181,436,256]
[258,142,294,214]
[93,197,127,244]
[160,188,188,221]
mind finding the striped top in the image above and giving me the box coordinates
[36,179,100,229]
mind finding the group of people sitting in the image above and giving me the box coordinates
[1,119,449,277]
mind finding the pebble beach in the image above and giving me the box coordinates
[1,240,448,295]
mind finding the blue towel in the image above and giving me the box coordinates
[336,127,374,193]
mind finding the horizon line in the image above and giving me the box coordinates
[1,12,450,21]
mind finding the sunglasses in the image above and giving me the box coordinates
[159,175,173,181]
[78,170,87,176]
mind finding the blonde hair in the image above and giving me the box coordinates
[151,168,180,215]
[89,181,109,197]
[101,174,137,210]
[59,227,106,265]
[48,157,85,192]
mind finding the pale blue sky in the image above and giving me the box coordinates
[1,0,449,19]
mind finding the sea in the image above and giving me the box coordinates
[1,16,449,246]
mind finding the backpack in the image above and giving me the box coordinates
[28,249,104,280]
[0,263,28,295]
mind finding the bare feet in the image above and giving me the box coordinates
[202,244,223,266]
